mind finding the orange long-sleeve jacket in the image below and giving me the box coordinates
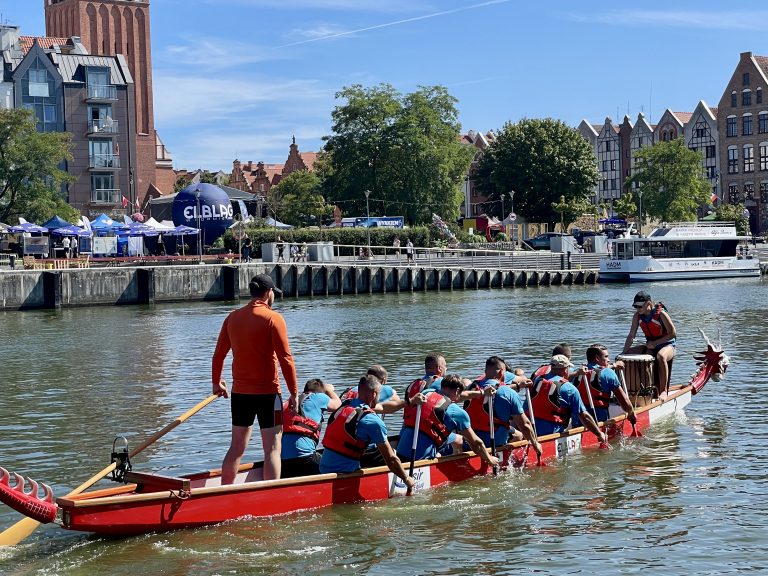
[211,300,298,396]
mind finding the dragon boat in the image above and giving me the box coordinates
[0,340,727,539]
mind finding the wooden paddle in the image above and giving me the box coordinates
[0,393,218,547]
[618,370,643,437]
[407,404,422,479]
[525,388,545,466]
[488,392,498,476]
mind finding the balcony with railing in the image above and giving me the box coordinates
[91,189,121,204]
[89,153,120,169]
[87,119,119,134]
[86,84,117,101]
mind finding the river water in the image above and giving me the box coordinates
[1,279,767,575]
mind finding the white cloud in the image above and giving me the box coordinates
[160,37,287,69]
[568,10,768,30]
[288,24,351,40]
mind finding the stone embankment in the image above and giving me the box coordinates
[0,259,599,311]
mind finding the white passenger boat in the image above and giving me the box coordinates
[599,222,760,282]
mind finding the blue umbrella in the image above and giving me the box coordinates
[9,222,48,234]
[120,222,159,237]
[165,225,200,236]
[52,225,92,237]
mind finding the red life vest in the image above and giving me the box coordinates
[322,402,375,460]
[282,393,322,443]
[405,378,429,400]
[530,378,570,426]
[575,369,610,410]
[464,380,510,433]
[531,364,549,381]
[402,391,452,446]
[638,303,667,339]
[340,387,358,401]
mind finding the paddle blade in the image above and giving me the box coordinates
[0,516,41,547]
[599,442,610,450]
[630,426,644,438]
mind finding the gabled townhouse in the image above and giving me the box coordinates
[717,51,768,234]
[683,101,719,203]
[595,117,621,206]
[229,138,319,197]
[628,112,655,192]
[460,129,495,217]
[577,120,600,202]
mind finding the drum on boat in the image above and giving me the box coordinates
[616,354,655,407]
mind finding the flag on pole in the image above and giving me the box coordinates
[122,196,129,208]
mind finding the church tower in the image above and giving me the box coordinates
[44,0,171,205]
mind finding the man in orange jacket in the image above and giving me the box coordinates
[212,274,298,483]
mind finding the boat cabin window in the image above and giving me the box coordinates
[633,239,738,258]
[616,242,633,260]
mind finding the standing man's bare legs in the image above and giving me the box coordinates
[222,425,252,485]
[261,426,282,480]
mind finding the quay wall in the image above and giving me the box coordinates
[0,263,599,311]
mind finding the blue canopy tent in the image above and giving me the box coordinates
[90,214,128,232]
[41,215,72,230]
[163,225,199,256]
[598,218,627,226]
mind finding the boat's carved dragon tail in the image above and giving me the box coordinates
[0,467,57,524]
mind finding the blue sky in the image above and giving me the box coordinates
[8,0,768,173]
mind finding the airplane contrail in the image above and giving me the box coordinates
[278,0,511,48]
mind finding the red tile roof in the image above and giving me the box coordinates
[299,151,318,171]
[709,107,718,118]
[19,35,70,54]
[673,112,693,124]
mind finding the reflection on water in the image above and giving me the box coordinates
[1,279,767,574]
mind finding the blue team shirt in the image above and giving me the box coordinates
[470,379,526,447]
[586,362,622,422]
[319,402,388,474]
[347,384,395,403]
[281,392,331,459]
[528,373,587,436]
[396,393,470,460]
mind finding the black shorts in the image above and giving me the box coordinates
[231,393,283,428]
[281,452,321,479]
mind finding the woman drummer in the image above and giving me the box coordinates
[622,290,677,398]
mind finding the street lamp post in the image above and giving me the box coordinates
[196,189,203,263]
[509,190,515,247]
[364,189,371,257]
[638,190,643,236]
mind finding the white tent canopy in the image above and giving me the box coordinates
[145,217,176,232]
[264,217,293,229]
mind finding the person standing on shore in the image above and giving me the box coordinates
[212,274,298,483]
[405,238,414,264]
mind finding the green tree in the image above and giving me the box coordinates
[320,84,473,224]
[626,138,711,222]
[474,118,599,227]
[614,190,637,220]
[551,194,591,231]
[0,108,77,223]
[714,203,750,235]
[272,170,330,227]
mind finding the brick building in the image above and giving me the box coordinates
[1,27,138,216]
[717,51,768,233]
[229,137,319,196]
[44,0,176,208]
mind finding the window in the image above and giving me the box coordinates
[637,135,643,147]
[28,68,50,97]
[707,166,717,179]
[728,147,739,173]
[727,116,737,136]
[744,114,753,135]
[728,183,739,203]
[611,159,617,170]
[761,182,768,203]
[745,182,755,199]
[760,144,768,171]
[744,145,755,172]
[758,88,763,104]
[605,141,611,152]
[602,160,608,171]
[43,104,56,123]
[89,139,116,168]
[731,91,738,107]
[743,72,751,86]
[696,127,706,138]
[91,173,116,203]
[759,112,768,133]
[743,90,752,106]
[706,145,716,158]
[611,179,617,190]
